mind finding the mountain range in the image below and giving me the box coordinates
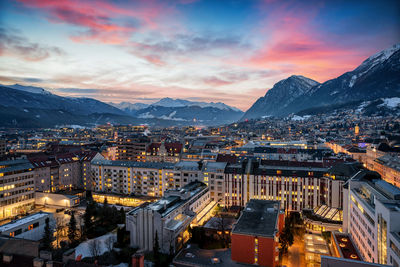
[0,85,243,128]
[0,43,399,128]
[242,43,400,120]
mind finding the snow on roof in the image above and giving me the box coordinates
[0,212,51,233]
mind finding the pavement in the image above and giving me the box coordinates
[281,235,306,267]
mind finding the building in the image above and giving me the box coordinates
[146,142,182,163]
[0,138,6,157]
[373,154,400,188]
[0,211,54,241]
[331,232,362,261]
[231,199,284,267]
[343,171,400,265]
[116,136,149,162]
[91,159,175,197]
[126,181,210,253]
[223,160,351,211]
[35,192,80,207]
[0,159,35,220]
[202,161,227,203]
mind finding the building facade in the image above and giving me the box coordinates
[0,159,35,220]
[231,199,284,267]
[126,181,210,253]
[343,171,400,266]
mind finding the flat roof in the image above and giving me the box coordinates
[91,159,174,169]
[0,159,33,174]
[0,212,51,233]
[232,199,280,237]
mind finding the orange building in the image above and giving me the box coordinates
[231,200,284,267]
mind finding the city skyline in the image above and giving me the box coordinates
[1,0,399,110]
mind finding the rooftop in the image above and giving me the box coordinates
[91,159,174,169]
[232,199,280,237]
[0,212,52,233]
[0,159,33,174]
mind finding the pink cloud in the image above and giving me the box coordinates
[245,2,371,82]
[16,0,171,44]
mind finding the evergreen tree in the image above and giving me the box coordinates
[67,211,78,246]
[153,231,161,267]
[119,207,126,224]
[42,218,54,250]
[83,202,93,237]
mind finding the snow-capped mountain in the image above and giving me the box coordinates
[0,84,126,116]
[111,97,243,125]
[6,84,52,95]
[242,75,319,119]
[135,105,243,125]
[152,97,242,111]
[110,102,149,112]
[243,43,400,119]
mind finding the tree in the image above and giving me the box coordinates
[153,231,161,267]
[55,218,65,248]
[117,227,125,246]
[105,235,116,252]
[119,207,125,224]
[84,201,94,238]
[67,211,79,246]
[42,218,54,250]
[279,220,294,254]
[88,239,101,259]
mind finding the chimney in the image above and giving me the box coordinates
[132,250,145,267]
[3,254,13,263]
[33,258,45,267]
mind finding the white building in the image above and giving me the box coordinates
[126,181,210,253]
[0,159,35,220]
[343,170,400,266]
[0,211,54,241]
[91,159,175,197]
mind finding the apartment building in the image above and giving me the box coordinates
[0,159,35,220]
[29,151,103,192]
[231,200,284,267]
[126,181,210,253]
[373,154,400,188]
[223,160,349,210]
[343,171,400,265]
[91,159,175,197]
[116,136,149,162]
[146,142,182,163]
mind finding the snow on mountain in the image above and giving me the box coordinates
[118,97,242,112]
[6,84,52,95]
[110,102,149,111]
[379,97,400,109]
[151,97,242,111]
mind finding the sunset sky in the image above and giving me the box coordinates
[1,0,399,111]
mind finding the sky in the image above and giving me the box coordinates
[0,0,399,111]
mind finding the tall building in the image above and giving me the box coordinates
[126,181,210,253]
[343,171,400,265]
[223,160,351,210]
[0,159,35,220]
[231,199,284,267]
[116,136,149,162]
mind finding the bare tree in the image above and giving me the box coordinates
[55,218,65,248]
[105,235,116,252]
[216,214,230,248]
[88,239,101,259]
